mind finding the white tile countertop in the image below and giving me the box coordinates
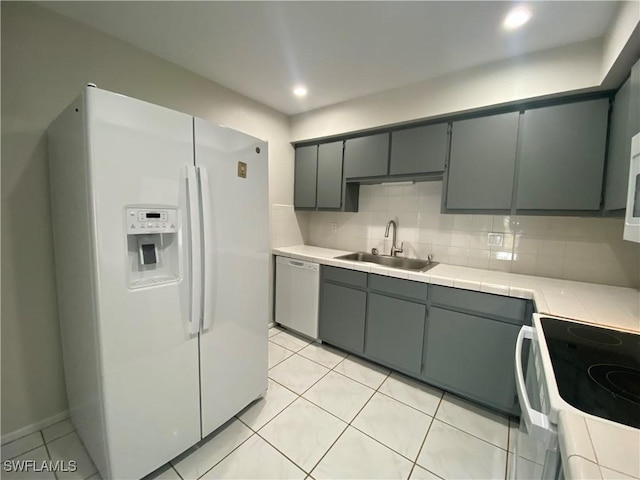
[559,410,639,480]
[273,245,640,333]
[273,245,640,479]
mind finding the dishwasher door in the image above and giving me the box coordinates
[275,256,320,339]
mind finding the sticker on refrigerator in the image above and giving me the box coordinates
[237,161,247,178]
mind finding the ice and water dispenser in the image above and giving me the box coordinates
[125,207,180,288]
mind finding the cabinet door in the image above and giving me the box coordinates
[317,141,343,209]
[516,99,609,211]
[365,293,425,375]
[319,282,366,354]
[631,58,640,138]
[446,112,519,210]
[294,145,317,208]
[390,124,448,175]
[605,78,632,211]
[423,307,520,414]
[344,133,389,178]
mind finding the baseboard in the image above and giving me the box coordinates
[1,410,70,445]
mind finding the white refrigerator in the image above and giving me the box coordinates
[47,86,269,479]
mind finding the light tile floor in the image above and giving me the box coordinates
[1,326,517,480]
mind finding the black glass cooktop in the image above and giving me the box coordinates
[540,317,640,429]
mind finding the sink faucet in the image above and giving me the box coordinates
[384,220,404,257]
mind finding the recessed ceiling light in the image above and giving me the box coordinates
[293,86,307,97]
[503,6,532,30]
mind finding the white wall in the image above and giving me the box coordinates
[602,1,640,83]
[1,2,292,436]
[290,2,639,142]
[290,39,604,141]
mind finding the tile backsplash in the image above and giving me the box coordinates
[306,182,640,288]
[271,204,309,248]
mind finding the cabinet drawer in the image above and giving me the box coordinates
[430,285,526,324]
[322,265,367,288]
[369,274,428,301]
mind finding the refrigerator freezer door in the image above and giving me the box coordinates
[194,118,269,437]
[85,88,201,479]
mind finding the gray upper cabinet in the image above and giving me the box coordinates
[446,112,519,210]
[630,59,640,138]
[390,124,448,176]
[316,141,343,209]
[516,99,609,211]
[344,133,389,179]
[293,145,317,208]
[605,78,632,211]
[607,59,640,211]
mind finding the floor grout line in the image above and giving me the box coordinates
[409,392,445,479]
[44,429,76,446]
[40,431,58,480]
[429,416,510,453]
[305,369,393,477]
[172,463,185,480]
[190,431,257,480]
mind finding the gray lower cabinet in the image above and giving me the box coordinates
[319,281,366,354]
[317,141,344,209]
[446,112,519,210]
[317,265,529,415]
[293,145,317,208]
[344,133,389,179]
[423,306,520,414]
[516,99,609,211]
[365,293,426,375]
[390,124,448,176]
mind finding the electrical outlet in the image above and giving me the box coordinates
[331,222,338,233]
[487,233,504,246]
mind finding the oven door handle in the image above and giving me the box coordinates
[515,325,552,443]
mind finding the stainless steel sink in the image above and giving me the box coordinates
[335,252,438,272]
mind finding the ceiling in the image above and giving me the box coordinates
[39,1,620,115]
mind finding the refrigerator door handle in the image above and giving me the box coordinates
[185,166,203,335]
[198,166,216,332]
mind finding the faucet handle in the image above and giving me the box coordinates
[398,242,404,253]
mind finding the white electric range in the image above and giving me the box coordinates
[513,313,639,479]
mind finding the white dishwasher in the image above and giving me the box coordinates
[275,256,320,339]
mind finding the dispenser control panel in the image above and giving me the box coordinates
[126,208,178,234]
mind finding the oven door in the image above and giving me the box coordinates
[512,326,561,480]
